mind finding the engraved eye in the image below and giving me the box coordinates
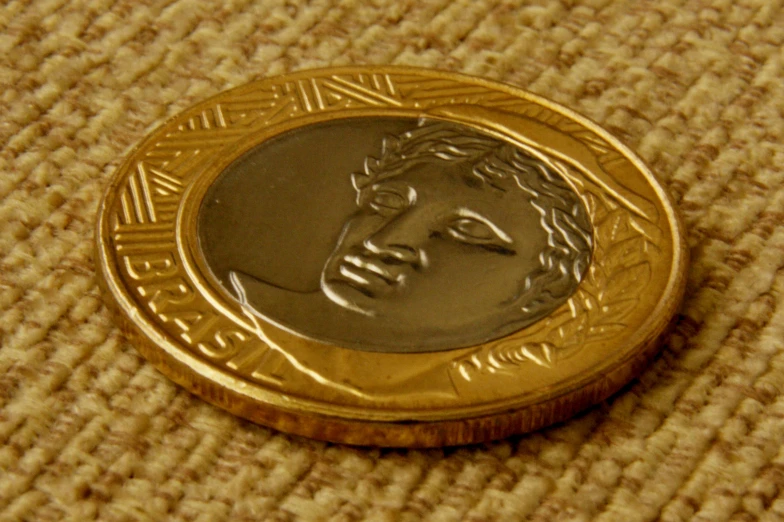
[369,190,407,213]
[448,217,497,242]
[446,213,514,255]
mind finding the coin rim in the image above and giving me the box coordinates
[95,66,688,445]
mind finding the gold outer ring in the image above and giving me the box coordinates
[96,66,688,447]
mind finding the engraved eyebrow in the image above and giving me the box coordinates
[371,180,417,205]
[454,208,513,244]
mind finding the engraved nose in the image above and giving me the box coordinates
[363,215,422,264]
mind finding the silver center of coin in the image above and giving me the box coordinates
[198,117,593,353]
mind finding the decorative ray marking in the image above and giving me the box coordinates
[113,222,176,254]
[112,221,171,232]
[137,163,157,222]
[325,76,403,106]
[120,192,134,225]
[114,229,175,243]
[148,168,183,194]
[136,162,184,197]
[215,103,227,128]
[177,105,231,132]
[311,78,325,110]
[296,80,314,112]
[383,74,397,96]
[127,172,148,224]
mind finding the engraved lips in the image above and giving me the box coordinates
[338,253,404,294]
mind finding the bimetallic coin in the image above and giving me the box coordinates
[96,67,688,447]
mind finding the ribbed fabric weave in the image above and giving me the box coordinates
[2,1,784,520]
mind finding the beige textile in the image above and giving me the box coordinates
[2,0,784,520]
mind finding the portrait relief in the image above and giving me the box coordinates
[198,117,593,353]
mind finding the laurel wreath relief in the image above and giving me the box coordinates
[452,190,662,380]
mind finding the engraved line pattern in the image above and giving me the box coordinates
[177,105,229,132]
[113,223,176,254]
[117,165,158,225]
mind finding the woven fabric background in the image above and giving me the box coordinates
[2,0,784,520]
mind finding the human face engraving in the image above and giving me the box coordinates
[201,117,592,352]
[321,159,547,329]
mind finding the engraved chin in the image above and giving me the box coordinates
[321,253,407,315]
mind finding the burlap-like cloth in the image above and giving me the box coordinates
[3,1,784,520]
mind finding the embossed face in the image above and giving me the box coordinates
[205,117,592,352]
[320,158,548,329]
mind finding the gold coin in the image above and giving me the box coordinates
[96,66,687,447]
